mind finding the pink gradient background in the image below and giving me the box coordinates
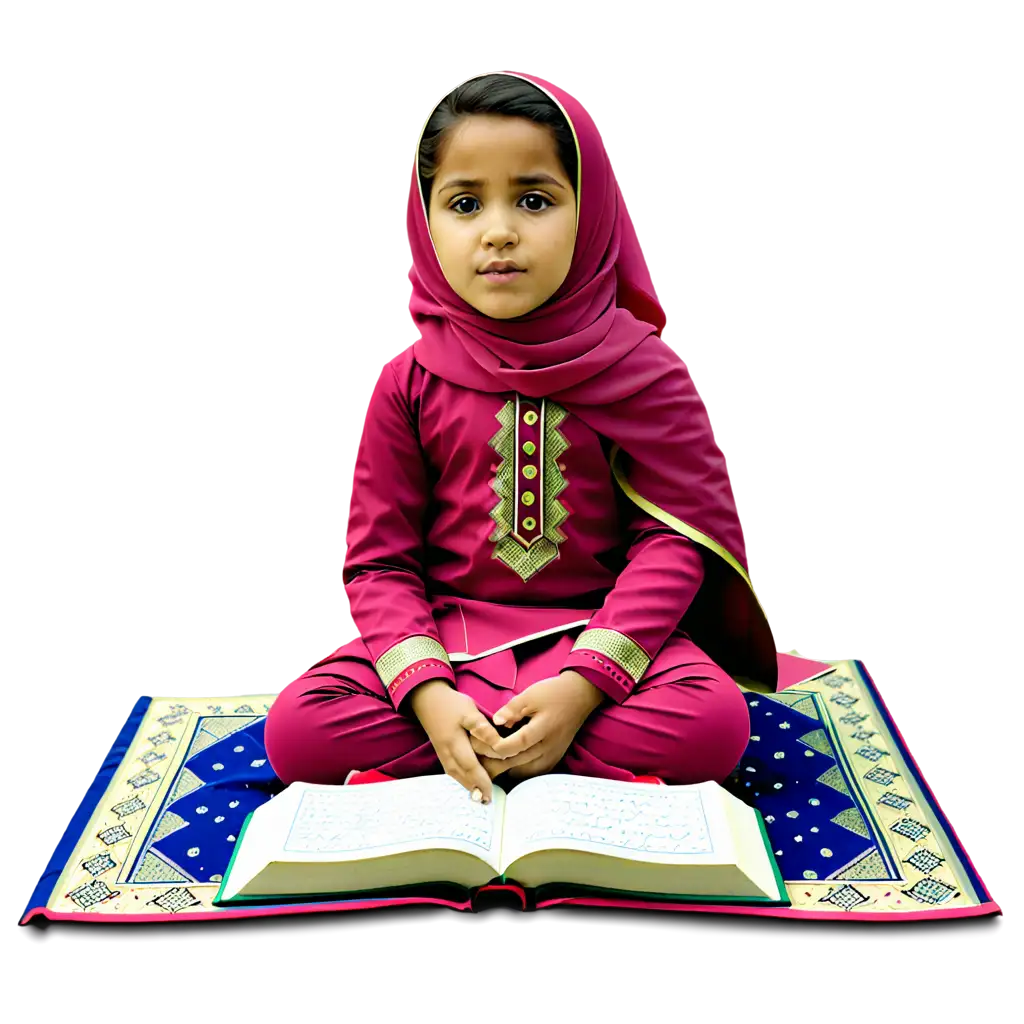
[2,2,1024,1015]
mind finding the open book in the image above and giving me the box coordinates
[214,773,787,908]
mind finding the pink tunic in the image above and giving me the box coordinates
[263,347,753,788]
[344,346,708,710]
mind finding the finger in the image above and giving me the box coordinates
[485,743,546,772]
[507,749,551,780]
[489,719,543,758]
[445,755,492,803]
[437,744,477,796]
[461,711,505,753]
[449,738,494,804]
[469,734,504,759]
[493,694,530,727]
[479,756,510,780]
[470,722,529,758]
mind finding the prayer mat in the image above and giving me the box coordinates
[19,654,1001,925]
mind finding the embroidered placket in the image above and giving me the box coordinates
[487,394,570,582]
[515,395,543,542]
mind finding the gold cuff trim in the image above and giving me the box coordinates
[608,444,767,619]
[571,628,651,683]
[375,636,451,688]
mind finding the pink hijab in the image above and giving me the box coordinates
[408,70,778,692]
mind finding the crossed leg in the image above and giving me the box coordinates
[264,634,750,789]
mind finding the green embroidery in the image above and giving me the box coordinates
[543,402,570,540]
[831,806,871,839]
[487,397,571,582]
[487,401,517,544]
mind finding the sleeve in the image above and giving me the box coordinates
[560,504,705,704]
[342,361,456,712]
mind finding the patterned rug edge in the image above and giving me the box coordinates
[19,660,1003,925]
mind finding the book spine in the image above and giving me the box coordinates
[471,882,528,912]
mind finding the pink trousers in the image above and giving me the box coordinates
[264,630,751,789]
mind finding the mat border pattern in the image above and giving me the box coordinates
[19,661,1001,924]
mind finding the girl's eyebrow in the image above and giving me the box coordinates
[438,173,567,194]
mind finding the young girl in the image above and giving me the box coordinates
[265,70,779,805]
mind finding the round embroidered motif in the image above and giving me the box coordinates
[523,410,539,426]
[522,516,537,530]
[522,465,538,479]
[521,492,535,505]
[522,440,537,455]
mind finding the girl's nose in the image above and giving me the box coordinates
[480,214,518,248]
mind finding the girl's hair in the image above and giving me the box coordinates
[418,74,578,208]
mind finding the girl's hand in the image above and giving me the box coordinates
[408,680,506,803]
[473,672,605,782]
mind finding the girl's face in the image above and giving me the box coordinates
[426,114,577,320]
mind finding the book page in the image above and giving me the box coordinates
[501,775,732,872]
[279,776,506,874]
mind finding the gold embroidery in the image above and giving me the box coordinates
[831,807,871,839]
[832,848,887,880]
[521,492,535,506]
[542,400,570,541]
[522,465,538,479]
[487,400,517,545]
[523,410,539,426]
[571,628,651,683]
[488,397,571,582]
[522,441,536,455]
[816,764,852,798]
[375,636,451,689]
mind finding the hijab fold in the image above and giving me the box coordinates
[408,70,778,692]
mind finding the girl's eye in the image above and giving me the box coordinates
[520,193,552,213]
[449,193,553,216]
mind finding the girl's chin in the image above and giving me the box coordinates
[479,304,535,320]
[472,295,536,319]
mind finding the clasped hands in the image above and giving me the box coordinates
[408,670,605,804]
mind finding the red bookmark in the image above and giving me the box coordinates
[345,769,398,785]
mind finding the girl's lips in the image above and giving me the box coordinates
[481,269,526,282]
